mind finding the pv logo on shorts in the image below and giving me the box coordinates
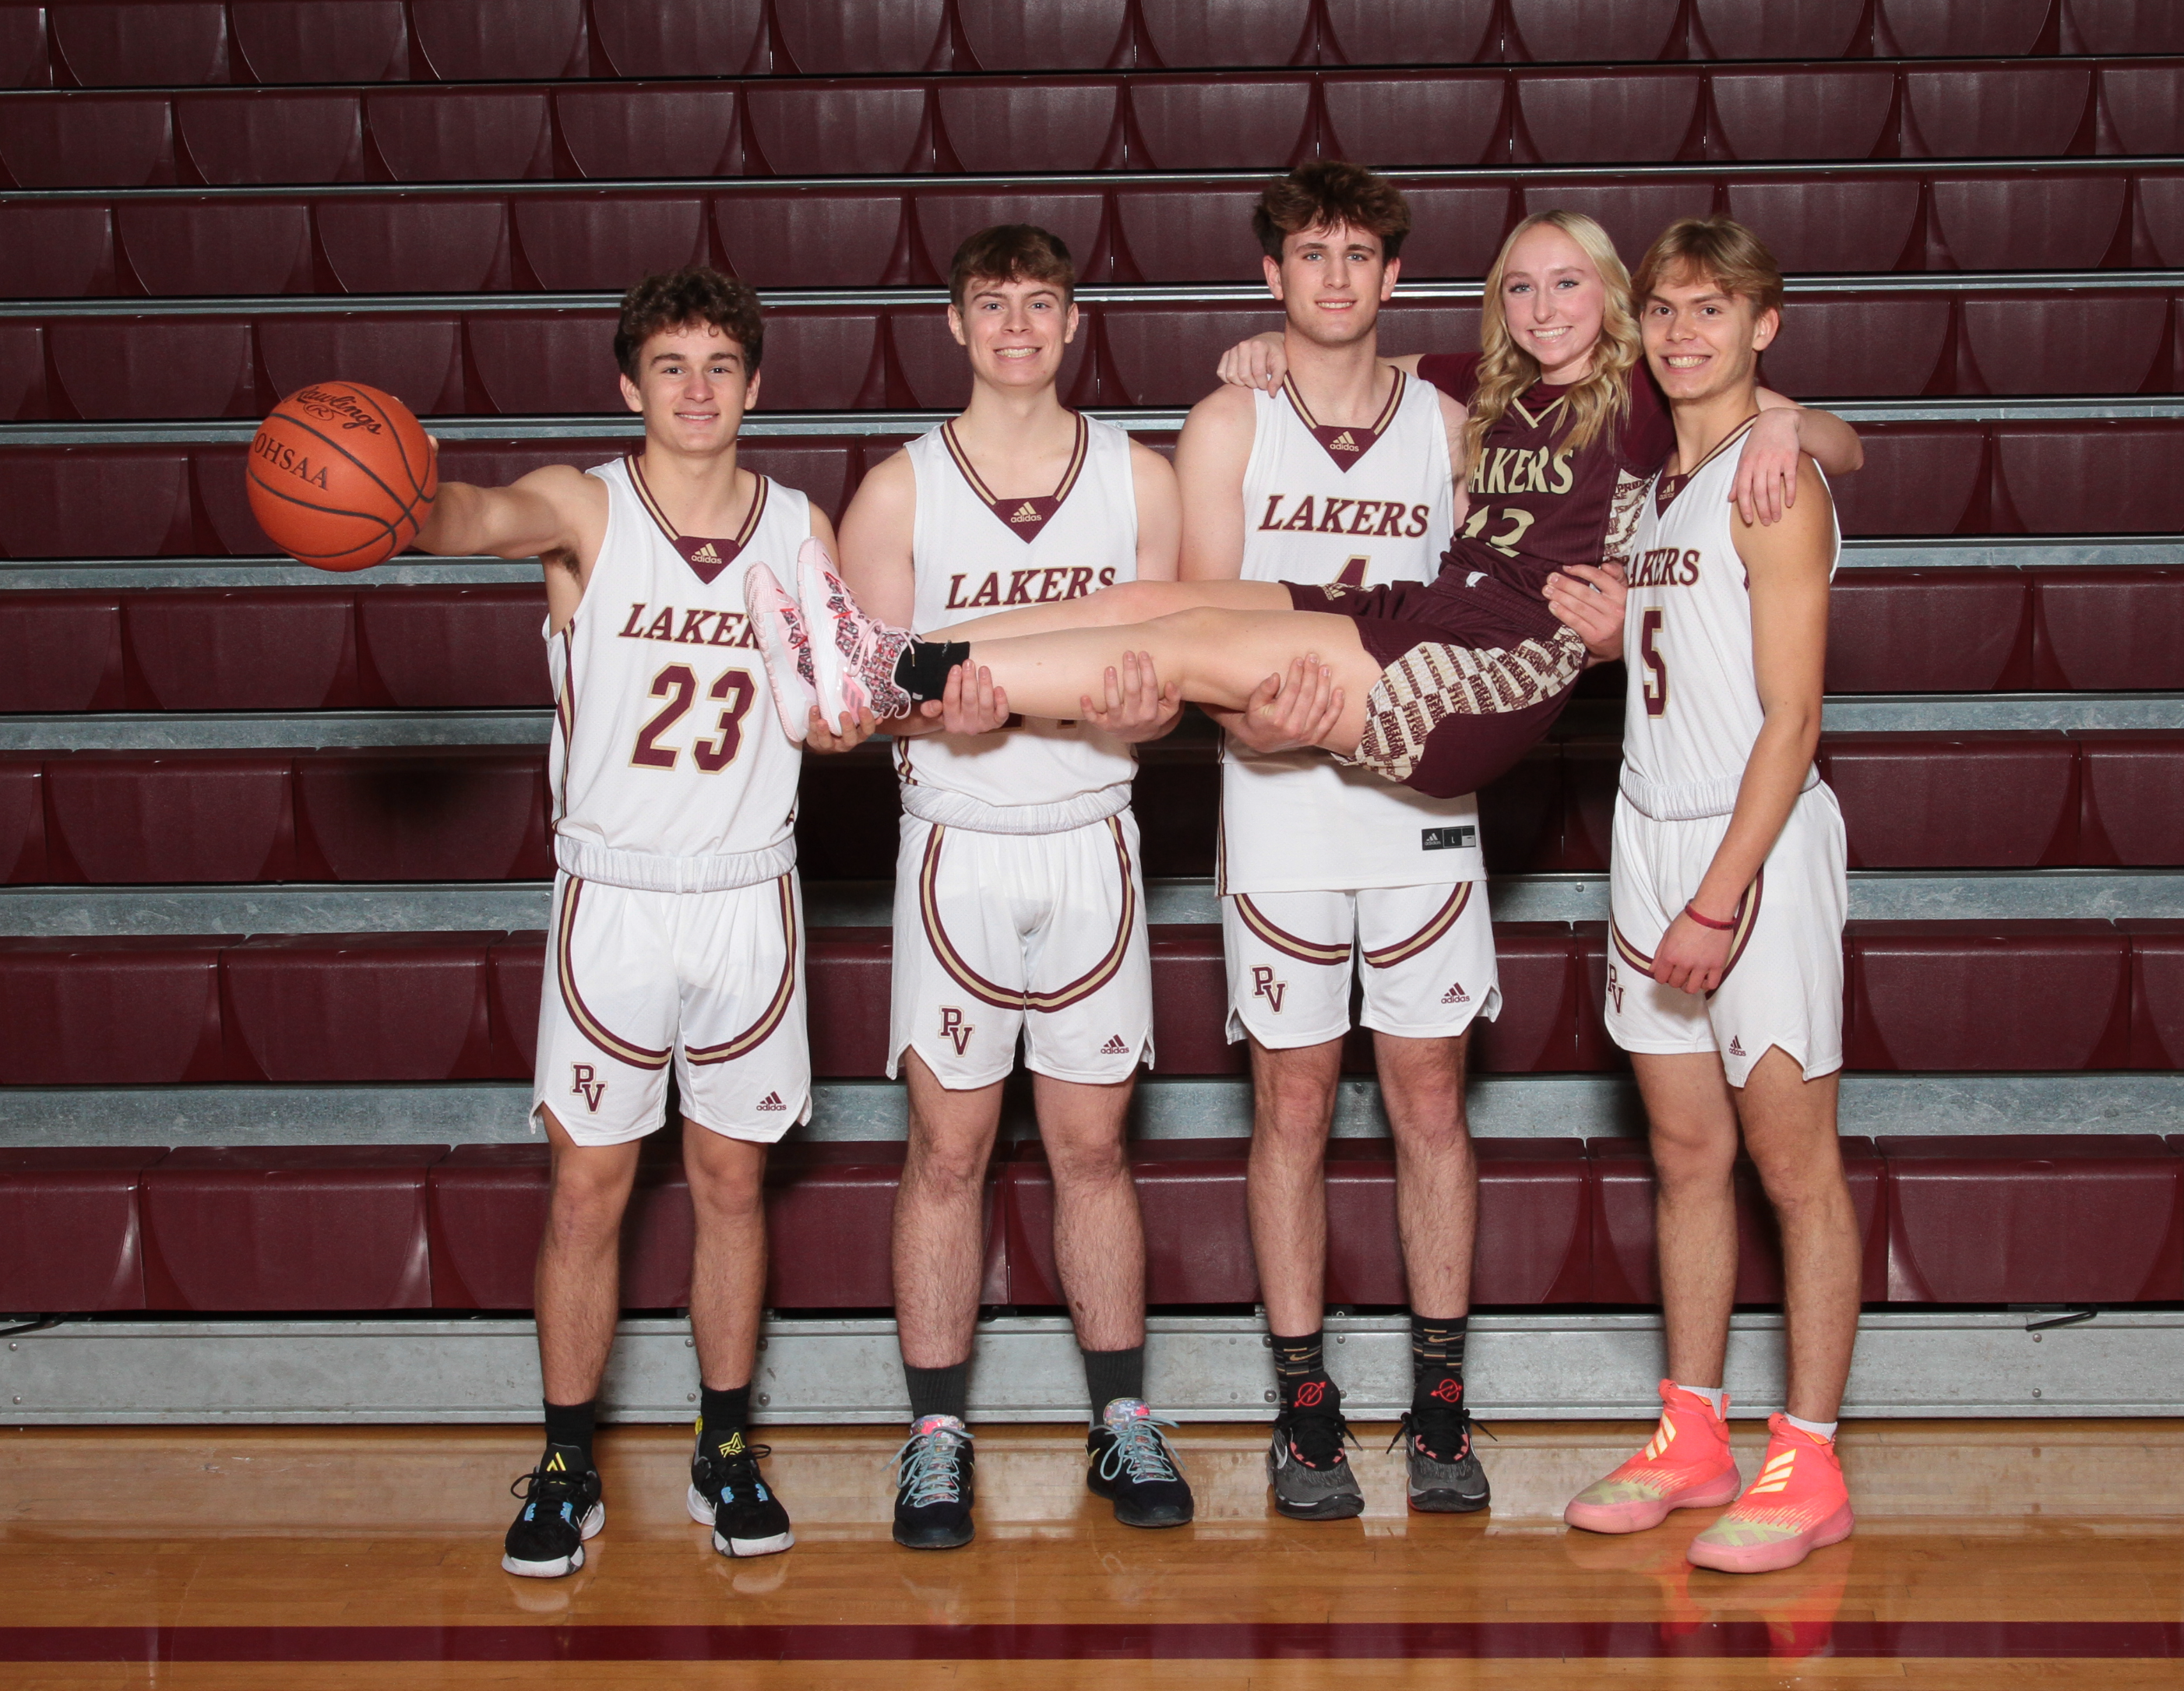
[939,1007,975,1055]
[570,1064,607,1111]
[1251,967,1288,1013]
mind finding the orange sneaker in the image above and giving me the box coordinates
[1686,1415,1854,1574]
[1564,1381,1742,1535]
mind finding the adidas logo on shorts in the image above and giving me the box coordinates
[1100,1035,1130,1055]
[1440,983,1470,1005]
[756,1091,787,1111]
[1727,1037,1745,1057]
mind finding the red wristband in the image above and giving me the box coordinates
[1683,900,1737,932]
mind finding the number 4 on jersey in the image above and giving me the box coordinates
[632,663,758,770]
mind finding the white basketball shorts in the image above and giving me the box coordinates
[1604,782,1848,1085]
[1223,880,1499,1049]
[532,870,810,1147]
[890,812,1153,1090]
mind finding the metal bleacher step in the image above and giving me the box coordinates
[9,1308,2180,1425]
[3,868,2182,940]
[7,536,2180,591]
[3,1068,2177,1150]
[3,690,2177,752]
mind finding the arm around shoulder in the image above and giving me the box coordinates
[1756,388,1863,476]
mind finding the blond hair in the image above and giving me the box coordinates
[1464,210,1642,470]
[1632,216,1785,318]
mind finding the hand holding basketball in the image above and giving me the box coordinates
[247,381,438,572]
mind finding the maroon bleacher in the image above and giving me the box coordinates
[5,1133,2175,1314]
[1846,921,2133,1071]
[1880,1133,2182,1302]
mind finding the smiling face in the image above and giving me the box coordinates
[949,273,1077,391]
[618,322,756,456]
[1265,220,1396,350]
[1640,264,1778,403]
[1496,223,1610,385]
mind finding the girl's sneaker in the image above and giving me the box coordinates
[742,560,820,742]
[794,537,911,724]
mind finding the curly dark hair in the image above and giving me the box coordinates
[1252,160,1411,261]
[949,224,1076,310]
[614,266,765,378]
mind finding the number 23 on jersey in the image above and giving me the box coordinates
[632,662,757,771]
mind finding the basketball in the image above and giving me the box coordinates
[246,380,438,572]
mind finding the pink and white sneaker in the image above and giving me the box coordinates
[742,560,820,744]
[794,537,911,724]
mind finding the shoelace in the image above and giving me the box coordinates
[1283,1407,1358,1469]
[507,1466,587,1520]
[1097,1413,1182,1486]
[699,1443,775,1503]
[889,1423,974,1507]
[1389,1406,1474,1464]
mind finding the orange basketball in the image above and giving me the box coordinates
[246,381,438,572]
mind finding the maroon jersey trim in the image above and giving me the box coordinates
[1280,368,1406,471]
[941,412,1090,544]
[625,455,770,586]
[1654,414,1761,516]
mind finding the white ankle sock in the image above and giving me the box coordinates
[1675,1383,1727,1414]
[1782,1412,1838,1442]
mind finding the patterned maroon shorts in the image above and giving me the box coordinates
[1286,577,1587,801]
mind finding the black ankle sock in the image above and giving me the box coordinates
[904,1359,971,1425]
[696,1383,751,1454]
[893,639,972,702]
[1271,1330,1337,1413]
[1081,1345,1145,1421]
[542,1398,596,1471]
[1410,1312,1468,1411]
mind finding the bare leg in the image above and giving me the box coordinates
[534,1108,640,1404]
[685,1124,771,1393]
[893,1055,1003,1370]
[1375,1032,1477,1318]
[1633,1052,1742,1392]
[965,606,1382,745]
[933,576,1291,643]
[1734,1051,1858,1422]
[1034,1073,1146,1352]
[1245,1037,1342,1334]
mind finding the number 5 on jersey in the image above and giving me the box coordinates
[632,662,758,770]
[1639,608,1668,717]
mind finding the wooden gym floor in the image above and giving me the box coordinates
[2,1420,2181,1687]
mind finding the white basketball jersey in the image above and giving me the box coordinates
[1221,368,1482,895]
[1621,418,1840,821]
[547,456,812,892]
[897,413,1138,834]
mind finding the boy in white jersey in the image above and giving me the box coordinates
[826,226,1193,1548]
[410,270,827,1578]
[1554,220,1860,1574]
[1174,164,1499,1522]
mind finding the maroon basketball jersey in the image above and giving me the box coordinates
[1417,353,1675,608]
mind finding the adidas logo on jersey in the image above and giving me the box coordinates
[691,542,720,564]
[1440,983,1470,1005]
[1326,430,1358,453]
[756,1091,787,1111]
[1009,500,1042,523]
[1100,1035,1130,1055]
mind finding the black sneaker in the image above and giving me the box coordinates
[502,1447,604,1577]
[1393,1380,1490,1513]
[687,1426,794,1557]
[891,1414,975,1550]
[1266,1384,1364,1521]
[1087,1399,1194,1528]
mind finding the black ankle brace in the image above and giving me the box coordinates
[893,639,972,702]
